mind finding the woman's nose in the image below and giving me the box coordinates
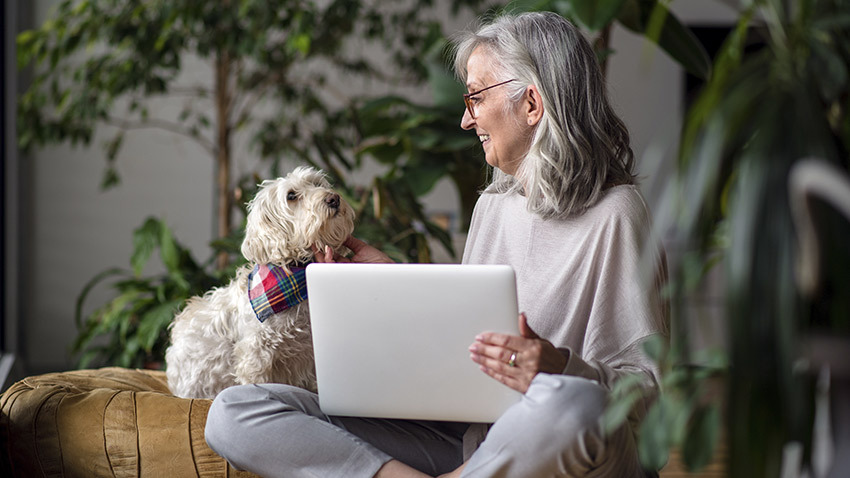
[460,108,475,130]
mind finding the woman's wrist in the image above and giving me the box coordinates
[556,347,571,375]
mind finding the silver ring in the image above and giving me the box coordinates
[507,351,517,367]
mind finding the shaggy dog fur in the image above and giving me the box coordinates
[165,167,355,399]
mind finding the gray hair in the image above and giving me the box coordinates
[452,11,635,219]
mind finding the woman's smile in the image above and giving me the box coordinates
[461,46,536,177]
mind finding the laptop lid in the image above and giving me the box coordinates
[306,263,522,423]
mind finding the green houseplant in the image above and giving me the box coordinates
[72,217,240,369]
[17,0,480,368]
[609,0,850,476]
[16,0,460,264]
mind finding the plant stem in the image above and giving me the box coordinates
[215,49,233,270]
[104,115,216,155]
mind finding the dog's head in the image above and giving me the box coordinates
[241,166,356,266]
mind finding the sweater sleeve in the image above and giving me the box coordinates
[553,189,667,429]
[558,337,662,430]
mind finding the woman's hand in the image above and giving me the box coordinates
[311,236,393,264]
[469,313,567,394]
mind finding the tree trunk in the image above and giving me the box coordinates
[214,50,232,270]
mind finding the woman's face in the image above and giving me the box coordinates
[460,47,534,177]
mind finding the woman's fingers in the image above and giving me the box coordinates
[310,244,329,262]
[470,314,564,393]
[475,331,530,351]
[343,235,369,252]
[469,341,538,376]
[341,235,394,264]
[470,346,517,370]
[469,346,532,393]
[469,341,520,364]
[310,244,350,263]
[478,364,527,393]
[475,327,566,375]
[518,313,540,339]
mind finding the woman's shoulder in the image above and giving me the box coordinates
[570,185,653,235]
[476,185,524,208]
[592,185,651,219]
[474,183,650,228]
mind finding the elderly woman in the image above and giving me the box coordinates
[205,11,668,478]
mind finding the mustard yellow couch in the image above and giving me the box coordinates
[0,367,258,478]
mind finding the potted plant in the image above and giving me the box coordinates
[612,0,850,476]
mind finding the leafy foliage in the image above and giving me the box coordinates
[507,0,711,79]
[352,38,488,233]
[16,0,476,245]
[646,0,850,475]
[604,339,727,471]
[568,1,849,474]
[73,217,245,369]
[20,0,485,368]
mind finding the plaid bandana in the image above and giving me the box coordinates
[248,263,309,323]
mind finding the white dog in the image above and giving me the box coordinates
[166,167,355,399]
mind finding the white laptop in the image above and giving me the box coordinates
[305,263,522,423]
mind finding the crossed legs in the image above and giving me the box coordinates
[205,375,643,478]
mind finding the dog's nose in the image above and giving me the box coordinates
[325,193,340,209]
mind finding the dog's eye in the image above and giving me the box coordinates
[286,191,298,201]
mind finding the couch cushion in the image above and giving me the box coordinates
[0,367,258,477]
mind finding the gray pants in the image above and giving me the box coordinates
[205,374,645,477]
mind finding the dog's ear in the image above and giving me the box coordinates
[242,180,290,264]
[242,214,287,265]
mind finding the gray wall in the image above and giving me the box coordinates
[10,0,739,375]
[3,0,22,388]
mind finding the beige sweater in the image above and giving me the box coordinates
[462,185,668,441]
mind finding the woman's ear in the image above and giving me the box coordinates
[524,85,544,126]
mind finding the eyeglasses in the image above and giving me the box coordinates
[463,79,516,119]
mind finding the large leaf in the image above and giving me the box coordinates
[503,0,553,15]
[426,45,466,110]
[561,0,627,32]
[641,333,667,362]
[158,221,179,273]
[403,159,450,197]
[602,373,645,433]
[682,404,720,471]
[74,267,127,328]
[131,217,162,276]
[422,218,456,258]
[618,0,711,80]
[637,393,692,470]
[137,300,183,352]
[638,394,674,469]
